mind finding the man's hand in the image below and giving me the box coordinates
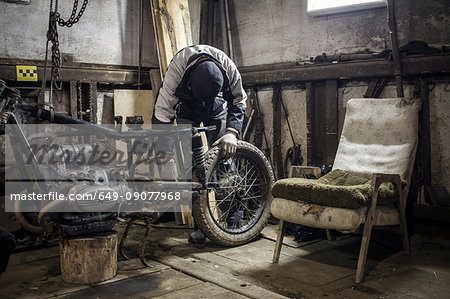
[212,130,238,159]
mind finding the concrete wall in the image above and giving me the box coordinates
[231,0,450,67]
[0,0,159,67]
[252,79,450,192]
[233,0,450,192]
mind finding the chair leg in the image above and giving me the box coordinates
[356,201,377,283]
[272,220,286,263]
[397,187,410,256]
[356,214,375,283]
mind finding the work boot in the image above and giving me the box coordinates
[188,229,206,244]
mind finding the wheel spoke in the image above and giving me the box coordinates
[218,199,237,222]
[240,202,255,217]
[207,151,269,234]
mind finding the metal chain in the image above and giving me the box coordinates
[46,0,89,80]
[48,11,61,80]
[78,82,83,119]
[56,0,89,27]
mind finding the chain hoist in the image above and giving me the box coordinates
[40,0,89,114]
[48,0,89,81]
[48,11,60,81]
[56,0,89,27]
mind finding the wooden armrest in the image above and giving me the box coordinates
[289,166,321,178]
[371,173,402,189]
[370,173,403,208]
[367,173,409,256]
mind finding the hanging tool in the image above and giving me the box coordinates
[136,0,144,89]
[242,87,273,169]
[279,94,303,178]
[364,77,388,98]
[242,88,259,142]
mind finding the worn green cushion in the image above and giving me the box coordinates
[271,169,400,209]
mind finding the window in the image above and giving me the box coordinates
[307,0,387,17]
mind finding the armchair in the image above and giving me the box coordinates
[270,97,421,283]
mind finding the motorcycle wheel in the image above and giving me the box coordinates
[192,141,274,246]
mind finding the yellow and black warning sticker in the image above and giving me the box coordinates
[16,65,38,82]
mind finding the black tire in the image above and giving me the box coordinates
[192,141,274,246]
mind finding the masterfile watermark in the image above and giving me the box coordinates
[10,191,65,201]
[4,123,194,213]
[26,141,169,167]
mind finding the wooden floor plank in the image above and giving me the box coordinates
[59,269,201,299]
[153,282,249,299]
[153,255,289,299]
[0,257,169,299]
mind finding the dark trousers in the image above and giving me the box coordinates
[153,107,227,158]
[151,108,227,233]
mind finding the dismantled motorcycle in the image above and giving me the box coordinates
[0,81,274,262]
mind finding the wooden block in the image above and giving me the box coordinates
[113,89,154,125]
[181,204,195,228]
[113,89,154,174]
[101,94,115,124]
[60,232,117,284]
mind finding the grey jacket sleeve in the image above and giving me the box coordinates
[154,45,247,129]
[223,61,247,134]
[204,47,246,134]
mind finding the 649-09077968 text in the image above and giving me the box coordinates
[9,191,182,201]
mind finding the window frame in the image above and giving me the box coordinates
[307,0,387,17]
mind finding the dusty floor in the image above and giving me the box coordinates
[0,222,449,299]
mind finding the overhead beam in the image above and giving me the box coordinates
[240,54,450,85]
[0,60,152,85]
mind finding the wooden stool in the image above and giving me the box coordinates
[60,231,117,284]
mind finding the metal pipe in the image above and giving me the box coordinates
[206,0,215,45]
[219,0,229,54]
[14,198,44,234]
[137,0,144,89]
[40,0,54,107]
[212,1,219,47]
[15,104,197,139]
[38,199,66,233]
[388,0,404,97]
[223,0,234,60]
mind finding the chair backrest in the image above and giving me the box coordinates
[333,98,421,185]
